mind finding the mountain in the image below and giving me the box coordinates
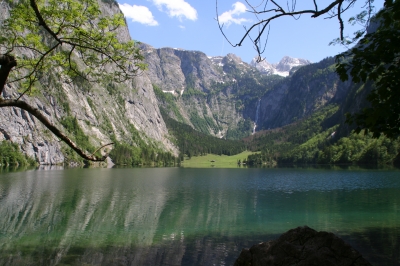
[250,56,311,76]
[143,46,341,140]
[0,16,347,166]
[149,48,400,166]
[2,1,395,166]
[143,46,284,139]
[256,57,348,130]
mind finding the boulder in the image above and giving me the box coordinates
[234,226,371,266]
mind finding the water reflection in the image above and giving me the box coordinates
[36,165,65,171]
[0,168,399,265]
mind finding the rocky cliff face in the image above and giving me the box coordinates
[143,47,275,138]
[143,46,345,138]
[0,0,177,165]
[256,57,349,130]
[143,45,223,94]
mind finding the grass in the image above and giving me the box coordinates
[180,151,259,168]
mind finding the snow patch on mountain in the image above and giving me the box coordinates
[250,56,311,77]
[209,56,225,67]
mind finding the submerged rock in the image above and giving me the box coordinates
[234,226,372,266]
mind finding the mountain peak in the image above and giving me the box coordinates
[225,53,243,63]
[275,56,312,73]
[250,56,311,77]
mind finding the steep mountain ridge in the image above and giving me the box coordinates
[144,47,283,139]
[256,57,349,130]
[144,45,345,140]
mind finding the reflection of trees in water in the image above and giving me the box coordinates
[0,168,399,265]
[0,230,398,265]
[0,233,277,265]
[0,169,263,265]
[0,169,173,265]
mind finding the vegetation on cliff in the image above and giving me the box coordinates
[245,103,400,166]
[107,123,177,166]
[109,142,177,166]
[160,109,246,160]
[0,141,36,166]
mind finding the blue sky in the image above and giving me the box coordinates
[117,0,384,64]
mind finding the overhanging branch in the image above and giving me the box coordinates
[29,0,62,44]
[0,98,113,161]
[216,0,365,58]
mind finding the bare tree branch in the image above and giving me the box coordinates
[90,143,114,157]
[216,0,377,59]
[313,0,318,11]
[217,0,345,50]
[311,0,342,17]
[338,1,344,40]
[16,87,33,101]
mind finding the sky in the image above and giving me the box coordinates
[117,0,384,64]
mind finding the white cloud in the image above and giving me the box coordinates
[152,0,197,21]
[218,2,249,26]
[179,25,185,29]
[119,3,159,26]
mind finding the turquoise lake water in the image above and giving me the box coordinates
[0,167,399,265]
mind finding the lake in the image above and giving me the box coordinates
[0,167,399,265]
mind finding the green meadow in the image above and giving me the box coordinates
[180,151,259,168]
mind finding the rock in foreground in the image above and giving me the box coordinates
[234,226,371,266]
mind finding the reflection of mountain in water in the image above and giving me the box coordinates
[0,169,172,264]
[0,168,254,265]
[0,168,399,265]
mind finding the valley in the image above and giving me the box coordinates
[1,1,399,265]
[0,0,398,168]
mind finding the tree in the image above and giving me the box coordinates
[0,0,146,161]
[216,0,376,61]
[336,0,400,138]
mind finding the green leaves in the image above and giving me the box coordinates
[336,0,400,139]
[0,141,36,166]
[0,0,146,94]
